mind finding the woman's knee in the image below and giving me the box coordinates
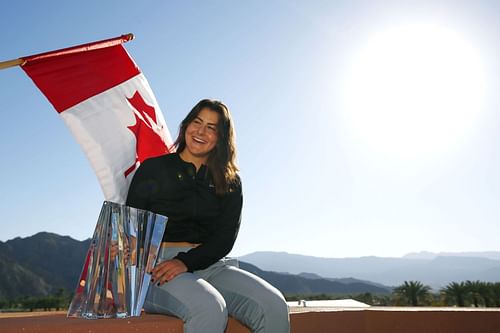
[262,288,289,319]
[186,287,228,331]
[210,267,289,331]
[234,284,289,332]
[192,293,228,319]
[144,275,229,331]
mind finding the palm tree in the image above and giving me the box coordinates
[393,280,432,306]
[478,282,495,307]
[465,280,483,307]
[492,282,500,307]
[442,282,467,306]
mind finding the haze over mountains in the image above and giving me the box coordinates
[403,251,500,260]
[239,251,500,289]
[1,233,499,300]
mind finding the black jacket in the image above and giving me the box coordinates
[126,153,242,272]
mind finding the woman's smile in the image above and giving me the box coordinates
[181,107,219,165]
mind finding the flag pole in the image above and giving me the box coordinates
[0,33,134,71]
[0,58,26,70]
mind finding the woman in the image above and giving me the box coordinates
[126,99,289,333]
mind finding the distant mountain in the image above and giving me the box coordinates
[239,251,500,289]
[0,232,90,299]
[239,261,392,295]
[404,251,500,261]
[3,233,498,299]
[0,253,52,299]
[297,272,391,290]
[0,233,392,300]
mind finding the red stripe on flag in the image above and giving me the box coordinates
[22,45,140,113]
[21,34,133,63]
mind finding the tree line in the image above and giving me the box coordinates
[2,280,500,311]
[392,280,500,307]
[0,289,72,312]
[286,280,500,307]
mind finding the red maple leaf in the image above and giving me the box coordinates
[124,91,172,177]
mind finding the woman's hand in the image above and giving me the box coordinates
[151,259,187,286]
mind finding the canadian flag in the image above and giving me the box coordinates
[20,34,174,203]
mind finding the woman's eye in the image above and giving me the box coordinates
[208,126,217,132]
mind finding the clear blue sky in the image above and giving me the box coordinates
[1,0,500,258]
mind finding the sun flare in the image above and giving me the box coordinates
[341,24,486,159]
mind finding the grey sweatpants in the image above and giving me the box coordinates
[144,247,290,333]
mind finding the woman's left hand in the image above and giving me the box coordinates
[151,259,188,285]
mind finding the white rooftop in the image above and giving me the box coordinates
[287,299,370,309]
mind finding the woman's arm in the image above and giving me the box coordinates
[175,179,243,272]
[125,159,154,210]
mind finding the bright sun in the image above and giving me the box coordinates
[341,24,485,159]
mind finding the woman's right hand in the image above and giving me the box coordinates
[151,259,188,286]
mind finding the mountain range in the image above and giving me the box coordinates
[239,251,500,289]
[1,233,499,300]
[0,232,90,299]
[0,233,391,300]
[238,261,391,295]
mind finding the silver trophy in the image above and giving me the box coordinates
[67,201,167,319]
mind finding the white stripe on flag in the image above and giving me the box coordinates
[61,74,173,203]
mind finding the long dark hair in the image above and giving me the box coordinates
[175,99,239,195]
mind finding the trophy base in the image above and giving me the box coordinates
[67,201,167,319]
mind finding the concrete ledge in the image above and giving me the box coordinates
[290,307,500,333]
[1,308,500,333]
[0,312,250,333]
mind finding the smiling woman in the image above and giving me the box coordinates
[341,23,486,159]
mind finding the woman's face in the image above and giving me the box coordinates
[183,108,219,162]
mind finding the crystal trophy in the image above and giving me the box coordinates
[67,201,167,319]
